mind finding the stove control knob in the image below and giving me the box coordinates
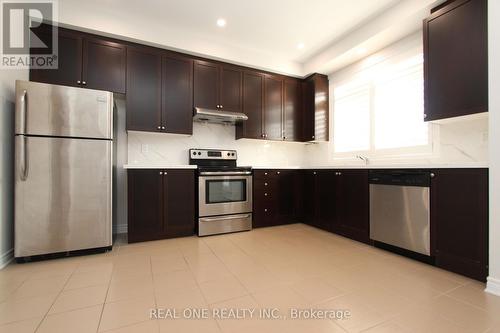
[198,152,201,155]
[227,153,230,156]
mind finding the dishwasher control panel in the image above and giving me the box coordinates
[368,170,431,187]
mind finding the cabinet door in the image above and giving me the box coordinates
[193,60,219,109]
[126,47,162,132]
[301,74,329,142]
[264,75,283,140]
[127,170,164,243]
[220,66,242,112]
[164,170,195,238]
[283,79,301,141]
[276,170,296,225]
[237,71,264,139]
[333,170,370,243]
[82,38,126,93]
[316,171,336,231]
[162,55,193,134]
[301,79,315,141]
[302,170,317,226]
[424,0,488,121]
[431,169,488,281]
[30,27,82,88]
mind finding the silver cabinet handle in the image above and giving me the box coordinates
[264,193,268,196]
[82,81,87,85]
[157,126,161,130]
[264,182,268,186]
[312,135,315,139]
[264,209,268,212]
[159,171,163,175]
[77,80,81,84]
[313,171,317,175]
[161,126,165,130]
[276,171,280,175]
[264,172,268,176]
[200,214,251,223]
[430,172,435,178]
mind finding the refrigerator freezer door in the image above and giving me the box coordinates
[15,136,112,257]
[15,80,113,139]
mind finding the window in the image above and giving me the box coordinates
[333,45,432,157]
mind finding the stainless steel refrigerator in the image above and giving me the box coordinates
[14,80,114,259]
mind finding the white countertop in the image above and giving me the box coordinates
[252,164,488,169]
[123,164,197,169]
[124,164,487,170]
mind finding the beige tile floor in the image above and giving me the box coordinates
[1,223,499,333]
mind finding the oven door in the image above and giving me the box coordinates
[198,173,252,217]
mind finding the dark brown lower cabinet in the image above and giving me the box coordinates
[332,170,370,243]
[253,170,300,228]
[128,169,195,243]
[431,168,488,281]
[302,170,336,231]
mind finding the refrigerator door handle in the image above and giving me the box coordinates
[20,136,29,181]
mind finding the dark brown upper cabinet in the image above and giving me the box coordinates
[126,46,193,134]
[162,54,193,134]
[283,78,301,141]
[30,28,82,88]
[423,0,488,121]
[193,60,242,112]
[264,74,283,140]
[126,46,162,132]
[236,71,265,139]
[302,73,329,142]
[431,168,488,281]
[30,26,126,94]
[128,169,195,243]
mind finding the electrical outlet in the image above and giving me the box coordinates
[141,144,149,153]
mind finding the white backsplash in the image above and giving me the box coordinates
[127,122,308,167]
[305,116,488,168]
[127,116,488,168]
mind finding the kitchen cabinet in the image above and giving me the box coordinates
[126,46,162,132]
[193,60,242,112]
[431,168,488,281]
[83,37,126,93]
[283,78,302,141]
[128,169,195,243]
[30,26,126,94]
[127,46,193,134]
[332,170,370,243]
[264,75,283,140]
[423,0,488,121]
[302,74,329,142]
[253,170,300,228]
[236,71,264,139]
[30,27,82,88]
[302,170,336,231]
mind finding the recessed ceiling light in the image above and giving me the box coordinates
[216,18,226,27]
[297,43,305,49]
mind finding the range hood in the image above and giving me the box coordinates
[193,107,248,125]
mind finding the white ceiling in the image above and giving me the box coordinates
[58,0,434,76]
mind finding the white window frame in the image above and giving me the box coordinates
[331,33,438,162]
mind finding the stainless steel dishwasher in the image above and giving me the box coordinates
[369,170,432,256]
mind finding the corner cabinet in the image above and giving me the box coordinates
[423,0,488,121]
[127,169,195,243]
[30,26,126,94]
[431,168,488,281]
[126,46,193,134]
[302,74,329,141]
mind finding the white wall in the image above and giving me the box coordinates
[486,0,500,296]
[0,69,28,268]
[127,123,307,168]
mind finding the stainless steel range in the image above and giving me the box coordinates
[190,149,252,236]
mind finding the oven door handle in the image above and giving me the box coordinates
[199,171,252,176]
[199,214,251,222]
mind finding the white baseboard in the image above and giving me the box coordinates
[113,224,128,234]
[485,276,500,297]
[0,248,14,270]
